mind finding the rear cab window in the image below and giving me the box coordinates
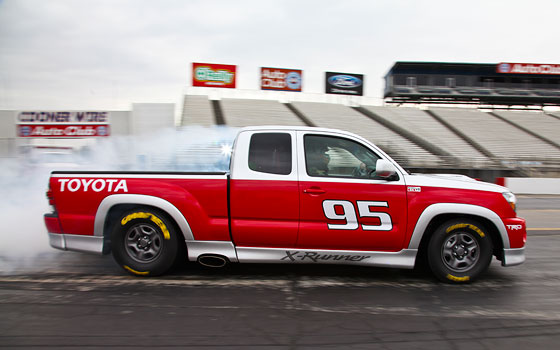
[249,133,292,175]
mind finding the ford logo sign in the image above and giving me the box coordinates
[498,63,510,73]
[286,72,302,90]
[328,75,362,88]
[97,126,108,136]
[20,126,31,136]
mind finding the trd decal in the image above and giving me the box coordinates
[281,251,370,262]
[322,200,393,231]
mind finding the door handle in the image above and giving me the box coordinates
[303,187,326,195]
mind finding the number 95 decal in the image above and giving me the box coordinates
[322,200,392,231]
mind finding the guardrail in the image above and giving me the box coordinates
[396,155,560,174]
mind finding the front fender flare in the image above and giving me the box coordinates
[94,194,194,241]
[407,203,510,250]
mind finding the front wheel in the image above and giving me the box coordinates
[427,219,493,283]
[111,208,179,276]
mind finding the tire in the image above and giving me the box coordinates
[111,207,179,276]
[427,219,493,283]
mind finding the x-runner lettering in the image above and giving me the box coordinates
[281,251,370,263]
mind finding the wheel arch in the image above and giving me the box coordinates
[94,194,194,254]
[409,203,509,262]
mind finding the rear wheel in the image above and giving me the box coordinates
[111,208,179,276]
[427,219,493,283]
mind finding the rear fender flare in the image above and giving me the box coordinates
[408,203,510,250]
[94,194,194,241]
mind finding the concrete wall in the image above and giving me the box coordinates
[501,177,560,195]
[0,110,17,156]
[0,110,16,138]
[110,111,131,135]
[0,104,175,157]
[131,103,175,135]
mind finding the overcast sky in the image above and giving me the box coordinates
[1,0,559,111]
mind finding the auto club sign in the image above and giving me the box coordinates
[497,63,560,75]
[16,111,110,138]
[192,62,237,88]
[260,67,302,92]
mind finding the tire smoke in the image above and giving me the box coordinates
[0,126,238,275]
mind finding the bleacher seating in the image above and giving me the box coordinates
[221,99,306,127]
[430,108,560,161]
[180,94,560,169]
[291,102,440,166]
[364,106,490,166]
[181,95,215,126]
[494,111,560,146]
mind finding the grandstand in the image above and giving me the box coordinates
[362,106,491,167]
[290,101,440,166]
[221,98,306,127]
[385,62,560,106]
[181,95,214,126]
[180,94,560,177]
[429,108,560,162]
[491,110,560,149]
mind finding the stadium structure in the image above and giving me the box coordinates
[384,62,560,106]
[180,93,560,181]
[1,61,560,182]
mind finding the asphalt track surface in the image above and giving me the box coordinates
[1,196,560,349]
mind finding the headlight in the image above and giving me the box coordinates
[502,192,517,212]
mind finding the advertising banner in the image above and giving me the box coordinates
[16,111,110,138]
[325,72,364,95]
[18,125,109,137]
[192,62,237,88]
[260,67,302,91]
[497,63,560,75]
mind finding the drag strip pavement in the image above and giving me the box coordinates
[1,196,559,348]
[2,234,560,348]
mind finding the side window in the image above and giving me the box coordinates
[304,135,380,179]
[249,133,292,175]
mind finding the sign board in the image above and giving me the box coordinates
[325,72,364,96]
[16,111,110,138]
[192,62,237,88]
[260,67,302,91]
[497,63,560,75]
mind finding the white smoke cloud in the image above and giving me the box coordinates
[0,126,238,274]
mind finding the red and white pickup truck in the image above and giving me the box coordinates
[44,126,526,283]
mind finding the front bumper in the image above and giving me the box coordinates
[502,247,525,266]
[503,217,527,249]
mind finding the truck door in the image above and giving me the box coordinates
[297,131,407,252]
[229,130,299,248]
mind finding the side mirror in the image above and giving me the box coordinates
[375,159,398,180]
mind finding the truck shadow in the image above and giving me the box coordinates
[169,259,513,285]
[170,260,433,282]
[6,252,512,285]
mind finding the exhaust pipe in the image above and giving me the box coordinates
[198,255,228,268]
